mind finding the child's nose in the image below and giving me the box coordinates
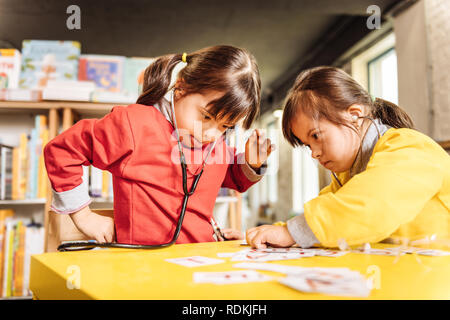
[311,147,322,159]
[203,127,222,143]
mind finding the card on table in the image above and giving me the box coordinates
[313,249,349,257]
[193,270,272,284]
[353,247,404,256]
[165,256,225,267]
[414,249,450,256]
[279,273,371,297]
[230,248,315,262]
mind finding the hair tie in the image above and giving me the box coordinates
[182,52,187,63]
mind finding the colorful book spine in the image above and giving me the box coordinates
[1,217,43,298]
[102,170,109,198]
[19,40,81,89]
[0,209,14,297]
[19,134,28,199]
[38,128,48,199]
[26,129,36,199]
[12,221,25,296]
[0,49,21,89]
[2,220,14,297]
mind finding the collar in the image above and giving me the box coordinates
[349,118,391,178]
[153,96,174,126]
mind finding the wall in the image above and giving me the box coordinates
[394,0,450,140]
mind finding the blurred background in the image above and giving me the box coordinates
[0,0,449,298]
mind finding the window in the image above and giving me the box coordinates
[368,48,398,104]
[292,147,319,214]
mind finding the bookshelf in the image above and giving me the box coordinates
[0,100,242,254]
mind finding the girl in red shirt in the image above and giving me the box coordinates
[44,45,274,246]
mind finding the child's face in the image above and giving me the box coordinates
[174,89,237,148]
[291,111,361,173]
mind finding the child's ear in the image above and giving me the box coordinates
[346,104,365,121]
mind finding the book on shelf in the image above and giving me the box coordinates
[0,88,42,101]
[42,80,95,102]
[0,49,21,90]
[123,57,154,98]
[78,54,125,93]
[0,210,44,298]
[0,40,155,103]
[90,90,136,104]
[0,115,48,201]
[83,165,113,200]
[19,40,81,90]
[0,144,13,200]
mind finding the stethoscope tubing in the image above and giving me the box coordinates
[58,89,215,252]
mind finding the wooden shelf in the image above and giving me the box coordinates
[0,100,126,112]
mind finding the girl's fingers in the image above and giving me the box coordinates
[96,234,106,244]
[252,232,268,249]
[223,229,244,240]
[246,229,258,247]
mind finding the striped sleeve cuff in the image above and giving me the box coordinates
[286,213,319,248]
[50,179,92,214]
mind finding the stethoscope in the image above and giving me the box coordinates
[58,89,219,251]
[331,115,381,188]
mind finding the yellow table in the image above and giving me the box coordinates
[30,240,450,300]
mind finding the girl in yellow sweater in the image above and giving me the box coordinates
[246,66,450,249]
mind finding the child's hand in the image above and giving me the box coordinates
[70,206,115,243]
[245,129,276,170]
[220,228,244,241]
[246,225,296,249]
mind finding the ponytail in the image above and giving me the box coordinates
[372,98,414,129]
[136,53,183,106]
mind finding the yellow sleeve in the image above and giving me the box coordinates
[273,221,287,227]
[304,129,445,248]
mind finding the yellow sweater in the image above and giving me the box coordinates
[303,128,450,247]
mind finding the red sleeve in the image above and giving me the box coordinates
[221,151,262,193]
[44,106,134,192]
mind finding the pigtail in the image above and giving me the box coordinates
[136,53,183,106]
[372,98,414,129]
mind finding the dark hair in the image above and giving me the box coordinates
[282,66,414,147]
[136,45,261,129]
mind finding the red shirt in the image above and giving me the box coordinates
[44,104,259,245]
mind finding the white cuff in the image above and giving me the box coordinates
[286,213,319,248]
[50,179,92,214]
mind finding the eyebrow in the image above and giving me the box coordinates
[201,107,234,127]
[307,128,315,136]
